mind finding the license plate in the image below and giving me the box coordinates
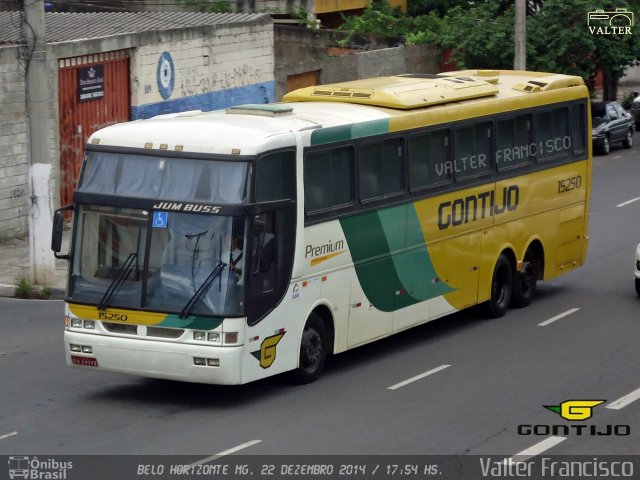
[71,355,99,367]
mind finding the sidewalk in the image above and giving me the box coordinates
[0,236,67,299]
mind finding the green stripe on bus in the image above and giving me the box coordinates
[341,204,453,312]
[161,314,224,330]
[311,119,389,145]
[379,204,454,303]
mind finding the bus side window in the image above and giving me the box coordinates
[571,103,587,155]
[496,114,533,172]
[358,137,404,202]
[304,147,354,214]
[536,107,570,162]
[255,150,296,202]
[453,122,493,181]
[409,129,451,192]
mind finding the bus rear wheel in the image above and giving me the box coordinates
[290,313,327,384]
[512,250,538,308]
[485,254,513,318]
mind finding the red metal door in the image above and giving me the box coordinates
[58,51,130,206]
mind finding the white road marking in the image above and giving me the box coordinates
[606,386,640,410]
[388,364,451,390]
[612,155,622,159]
[506,436,567,463]
[0,431,18,440]
[538,308,579,327]
[192,440,262,466]
[617,197,640,207]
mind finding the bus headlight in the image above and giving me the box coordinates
[71,318,83,328]
[193,331,206,341]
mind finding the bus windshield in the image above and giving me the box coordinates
[70,205,246,317]
[79,151,250,203]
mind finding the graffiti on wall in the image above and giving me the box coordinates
[178,64,265,97]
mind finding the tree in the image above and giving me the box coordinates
[181,0,231,13]
[437,0,640,99]
[528,0,640,100]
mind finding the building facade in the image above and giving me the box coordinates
[0,10,275,243]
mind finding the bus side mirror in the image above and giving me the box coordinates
[52,205,72,260]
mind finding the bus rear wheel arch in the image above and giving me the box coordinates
[512,242,544,308]
[484,252,514,318]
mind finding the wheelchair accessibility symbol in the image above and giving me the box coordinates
[152,211,168,228]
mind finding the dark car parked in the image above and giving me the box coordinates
[630,95,640,129]
[591,101,634,155]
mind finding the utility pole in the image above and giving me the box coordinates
[514,0,526,70]
[24,0,56,285]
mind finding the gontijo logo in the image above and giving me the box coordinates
[518,399,631,436]
[544,399,605,420]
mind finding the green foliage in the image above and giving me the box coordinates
[529,0,640,98]
[181,0,231,13]
[14,276,51,299]
[437,3,518,69]
[425,0,640,97]
[14,276,33,299]
[336,0,410,46]
[333,0,640,96]
[621,91,636,110]
[405,12,444,45]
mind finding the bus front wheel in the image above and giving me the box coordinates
[485,254,513,318]
[290,313,328,384]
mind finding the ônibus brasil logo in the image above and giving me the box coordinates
[518,399,630,436]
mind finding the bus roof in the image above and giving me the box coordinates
[86,101,392,155]
[283,70,585,109]
[87,70,586,156]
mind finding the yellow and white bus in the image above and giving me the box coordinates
[52,70,591,385]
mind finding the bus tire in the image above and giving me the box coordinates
[511,250,538,308]
[290,312,328,384]
[635,278,640,297]
[485,254,513,318]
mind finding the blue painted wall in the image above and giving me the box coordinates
[131,81,276,120]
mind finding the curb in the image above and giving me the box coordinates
[0,283,65,300]
[0,284,14,298]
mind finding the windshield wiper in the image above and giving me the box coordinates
[179,261,226,319]
[98,252,137,310]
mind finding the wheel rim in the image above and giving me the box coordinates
[301,326,323,372]
[604,137,610,153]
[492,265,509,306]
[628,131,633,146]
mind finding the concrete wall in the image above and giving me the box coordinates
[0,46,30,239]
[0,17,275,241]
[274,25,439,99]
[131,19,275,119]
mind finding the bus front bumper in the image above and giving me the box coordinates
[64,330,244,385]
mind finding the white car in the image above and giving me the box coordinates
[636,243,640,296]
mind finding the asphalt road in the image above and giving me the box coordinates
[1,139,640,461]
